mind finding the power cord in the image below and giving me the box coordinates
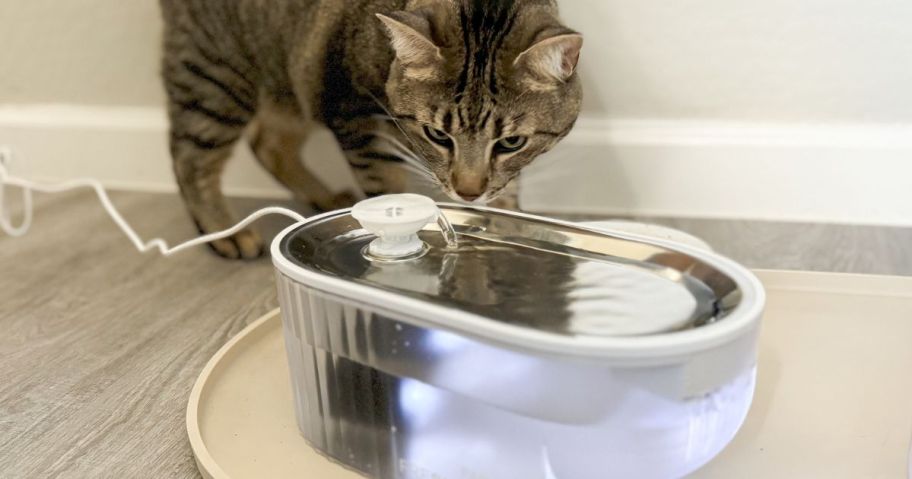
[0,146,307,256]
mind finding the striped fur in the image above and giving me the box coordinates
[159,0,582,259]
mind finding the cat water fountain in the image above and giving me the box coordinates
[264,194,765,479]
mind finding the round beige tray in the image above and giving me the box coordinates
[186,309,360,479]
[185,222,713,479]
[188,271,912,479]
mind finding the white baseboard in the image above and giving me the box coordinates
[523,118,912,226]
[2,104,911,226]
[0,104,299,199]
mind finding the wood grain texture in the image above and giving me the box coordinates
[0,190,909,478]
[0,190,294,478]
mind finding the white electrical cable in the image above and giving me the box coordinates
[0,146,307,257]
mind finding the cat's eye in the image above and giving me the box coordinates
[423,126,454,148]
[494,136,528,154]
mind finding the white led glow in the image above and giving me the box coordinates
[394,368,756,479]
[425,329,471,354]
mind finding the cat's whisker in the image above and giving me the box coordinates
[378,148,434,180]
[398,164,442,189]
[374,146,441,186]
[406,169,440,186]
[365,92,431,156]
[365,100,454,194]
[373,133,418,158]
[400,157,435,179]
[374,130,427,163]
[393,157,436,180]
[406,168,442,188]
[372,132,436,174]
[379,119,428,158]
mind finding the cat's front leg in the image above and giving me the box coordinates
[247,106,357,212]
[163,55,262,259]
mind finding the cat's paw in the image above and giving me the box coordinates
[206,229,264,260]
[330,190,359,209]
[309,190,359,213]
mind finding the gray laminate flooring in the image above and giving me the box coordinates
[0,190,909,478]
[558,213,912,277]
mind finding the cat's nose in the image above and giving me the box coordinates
[456,190,481,201]
[452,173,486,201]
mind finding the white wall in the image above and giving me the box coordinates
[5,0,912,123]
[567,0,912,122]
[0,1,165,106]
[2,0,912,225]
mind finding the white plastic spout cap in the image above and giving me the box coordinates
[351,194,439,259]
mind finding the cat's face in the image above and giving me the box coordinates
[379,1,583,203]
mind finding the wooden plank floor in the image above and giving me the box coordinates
[0,190,909,478]
[0,191,288,479]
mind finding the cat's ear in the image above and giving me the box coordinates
[377,12,444,79]
[514,32,583,89]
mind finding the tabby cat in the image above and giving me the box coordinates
[160,0,583,259]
